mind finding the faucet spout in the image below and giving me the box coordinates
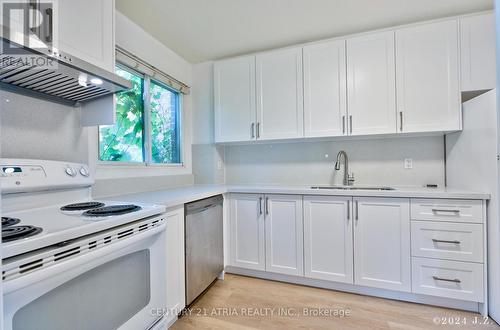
[335,150,354,186]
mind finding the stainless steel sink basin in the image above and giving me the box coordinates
[310,186,396,191]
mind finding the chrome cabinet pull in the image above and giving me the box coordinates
[399,111,403,132]
[349,115,353,134]
[432,239,461,244]
[265,197,269,215]
[432,209,460,214]
[256,123,260,139]
[432,276,461,284]
[355,200,359,221]
[342,116,346,135]
[251,123,255,139]
[259,197,263,214]
[347,200,350,220]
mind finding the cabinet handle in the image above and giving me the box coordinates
[349,115,353,134]
[259,197,263,214]
[342,116,346,135]
[399,111,403,132]
[265,197,269,215]
[251,123,255,139]
[347,200,350,220]
[432,239,461,244]
[355,200,359,221]
[431,209,460,214]
[45,8,53,43]
[256,123,260,139]
[432,276,461,284]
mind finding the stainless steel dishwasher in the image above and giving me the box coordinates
[185,195,224,306]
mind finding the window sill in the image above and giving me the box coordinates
[95,161,191,180]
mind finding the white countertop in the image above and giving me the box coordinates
[105,184,490,208]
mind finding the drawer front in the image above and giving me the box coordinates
[412,257,484,302]
[411,199,483,223]
[411,221,483,262]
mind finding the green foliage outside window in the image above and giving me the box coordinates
[99,64,181,164]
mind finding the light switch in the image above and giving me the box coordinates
[404,158,413,169]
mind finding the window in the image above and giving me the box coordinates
[99,64,181,165]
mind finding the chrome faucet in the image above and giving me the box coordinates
[335,150,355,186]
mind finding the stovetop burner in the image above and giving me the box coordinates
[2,225,43,242]
[83,205,142,217]
[2,217,21,227]
[60,201,105,211]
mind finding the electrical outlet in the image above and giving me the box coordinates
[217,160,223,170]
[404,158,413,169]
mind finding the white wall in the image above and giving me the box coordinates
[0,90,89,163]
[224,137,445,186]
[191,62,225,184]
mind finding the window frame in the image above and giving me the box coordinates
[98,62,184,168]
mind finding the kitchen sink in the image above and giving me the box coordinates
[310,186,396,191]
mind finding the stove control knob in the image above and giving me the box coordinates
[65,166,77,177]
[79,166,90,177]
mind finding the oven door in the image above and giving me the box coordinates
[3,219,166,330]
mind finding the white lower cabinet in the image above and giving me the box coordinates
[303,196,353,283]
[229,194,266,271]
[353,197,411,292]
[412,257,484,302]
[228,194,303,276]
[227,193,485,306]
[165,206,185,326]
[265,195,304,276]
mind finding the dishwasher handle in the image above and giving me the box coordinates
[185,195,223,215]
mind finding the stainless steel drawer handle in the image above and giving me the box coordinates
[432,239,461,244]
[432,276,461,284]
[251,123,255,139]
[259,197,263,215]
[431,209,460,214]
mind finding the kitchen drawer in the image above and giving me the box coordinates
[412,257,484,302]
[411,199,483,223]
[411,221,483,262]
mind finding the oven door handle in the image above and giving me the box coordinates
[3,223,165,294]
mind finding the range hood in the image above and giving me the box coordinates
[0,27,131,106]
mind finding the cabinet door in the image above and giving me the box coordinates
[303,196,353,283]
[264,194,303,276]
[165,206,185,326]
[256,48,304,140]
[229,194,265,271]
[460,13,496,92]
[396,19,461,133]
[303,40,347,137]
[57,0,114,71]
[214,56,257,143]
[347,31,397,135]
[353,197,411,292]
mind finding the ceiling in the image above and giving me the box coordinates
[116,0,494,63]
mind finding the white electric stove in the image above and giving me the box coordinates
[1,159,168,330]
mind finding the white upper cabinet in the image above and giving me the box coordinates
[256,47,304,140]
[347,31,397,135]
[229,194,266,271]
[265,195,304,276]
[214,56,256,143]
[396,20,461,133]
[353,197,411,292]
[303,196,353,283]
[56,0,115,71]
[460,12,496,92]
[303,40,347,137]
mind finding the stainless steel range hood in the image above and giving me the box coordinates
[0,27,131,107]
